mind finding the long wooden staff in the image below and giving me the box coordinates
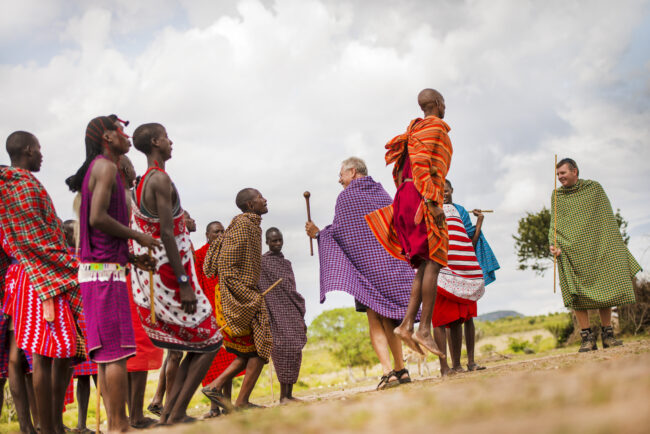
[304,192,314,256]
[96,378,101,433]
[149,248,156,323]
[216,279,283,333]
[553,154,557,294]
[269,358,275,403]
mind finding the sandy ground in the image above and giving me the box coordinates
[148,337,650,434]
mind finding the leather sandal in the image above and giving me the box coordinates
[377,370,400,390]
[394,368,412,384]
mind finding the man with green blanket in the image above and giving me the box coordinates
[550,158,641,352]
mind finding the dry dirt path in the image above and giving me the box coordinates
[152,337,650,433]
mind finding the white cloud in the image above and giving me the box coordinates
[1,0,648,322]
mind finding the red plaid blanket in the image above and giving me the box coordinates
[0,167,81,312]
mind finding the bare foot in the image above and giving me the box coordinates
[280,396,302,405]
[394,326,424,355]
[201,408,221,419]
[130,416,158,429]
[440,366,456,377]
[452,366,466,374]
[412,330,445,358]
[168,414,198,424]
[235,402,264,411]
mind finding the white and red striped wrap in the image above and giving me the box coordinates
[437,204,485,303]
[129,209,222,353]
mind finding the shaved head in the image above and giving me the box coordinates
[6,131,42,171]
[418,88,442,109]
[418,88,445,118]
[235,188,259,212]
[6,131,37,159]
[133,123,164,154]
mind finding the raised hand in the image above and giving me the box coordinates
[305,221,320,239]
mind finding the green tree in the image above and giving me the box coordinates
[309,307,378,375]
[513,207,629,275]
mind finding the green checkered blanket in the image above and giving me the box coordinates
[549,179,641,309]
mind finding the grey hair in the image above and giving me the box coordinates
[341,157,368,176]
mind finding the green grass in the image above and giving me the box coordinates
[476,312,572,337]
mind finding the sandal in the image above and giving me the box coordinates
[467,363,486,371]
[202,387,233,411]
[394,368,412,384]
[147,403,163,417]
[377,370,400,390]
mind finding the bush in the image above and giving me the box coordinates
[308,307,378,374]
[618,275,650,335]
[508,337,533,353]
[545,317,574,347]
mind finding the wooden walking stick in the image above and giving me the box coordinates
[96,378,101,433]
[215,279,283,333]
[304,191,314,256]
[149,248,156,324]
[553,154,557,294]
[269,358,275,403]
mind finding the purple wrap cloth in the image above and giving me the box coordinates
[79,155,136,363]
[260,251,306,384]
[318,176,417,321]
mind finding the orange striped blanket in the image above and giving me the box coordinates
[365,116,453,267]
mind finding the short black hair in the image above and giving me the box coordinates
[206,221,223,232]
[557,158,579,176]
[235,188,258,212]
[445,179,453,188]
[133,123,164,154]
[266,227,281,238]
[63,219,76,227]
[6,131,36,159]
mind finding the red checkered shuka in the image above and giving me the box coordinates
[0,167,81,311]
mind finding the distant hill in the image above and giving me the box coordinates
[477,310,525,322]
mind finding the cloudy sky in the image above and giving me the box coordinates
[1,0,649,322]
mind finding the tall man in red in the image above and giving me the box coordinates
[366,88,453,357]
[1,131,83,433]
[130,123,221,425]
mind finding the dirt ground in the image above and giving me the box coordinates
[150,337,650,434]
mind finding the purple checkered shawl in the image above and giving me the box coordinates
[318,176,416,321]
[260,251,306,383]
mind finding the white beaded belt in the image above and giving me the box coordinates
[78,263,126,283]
